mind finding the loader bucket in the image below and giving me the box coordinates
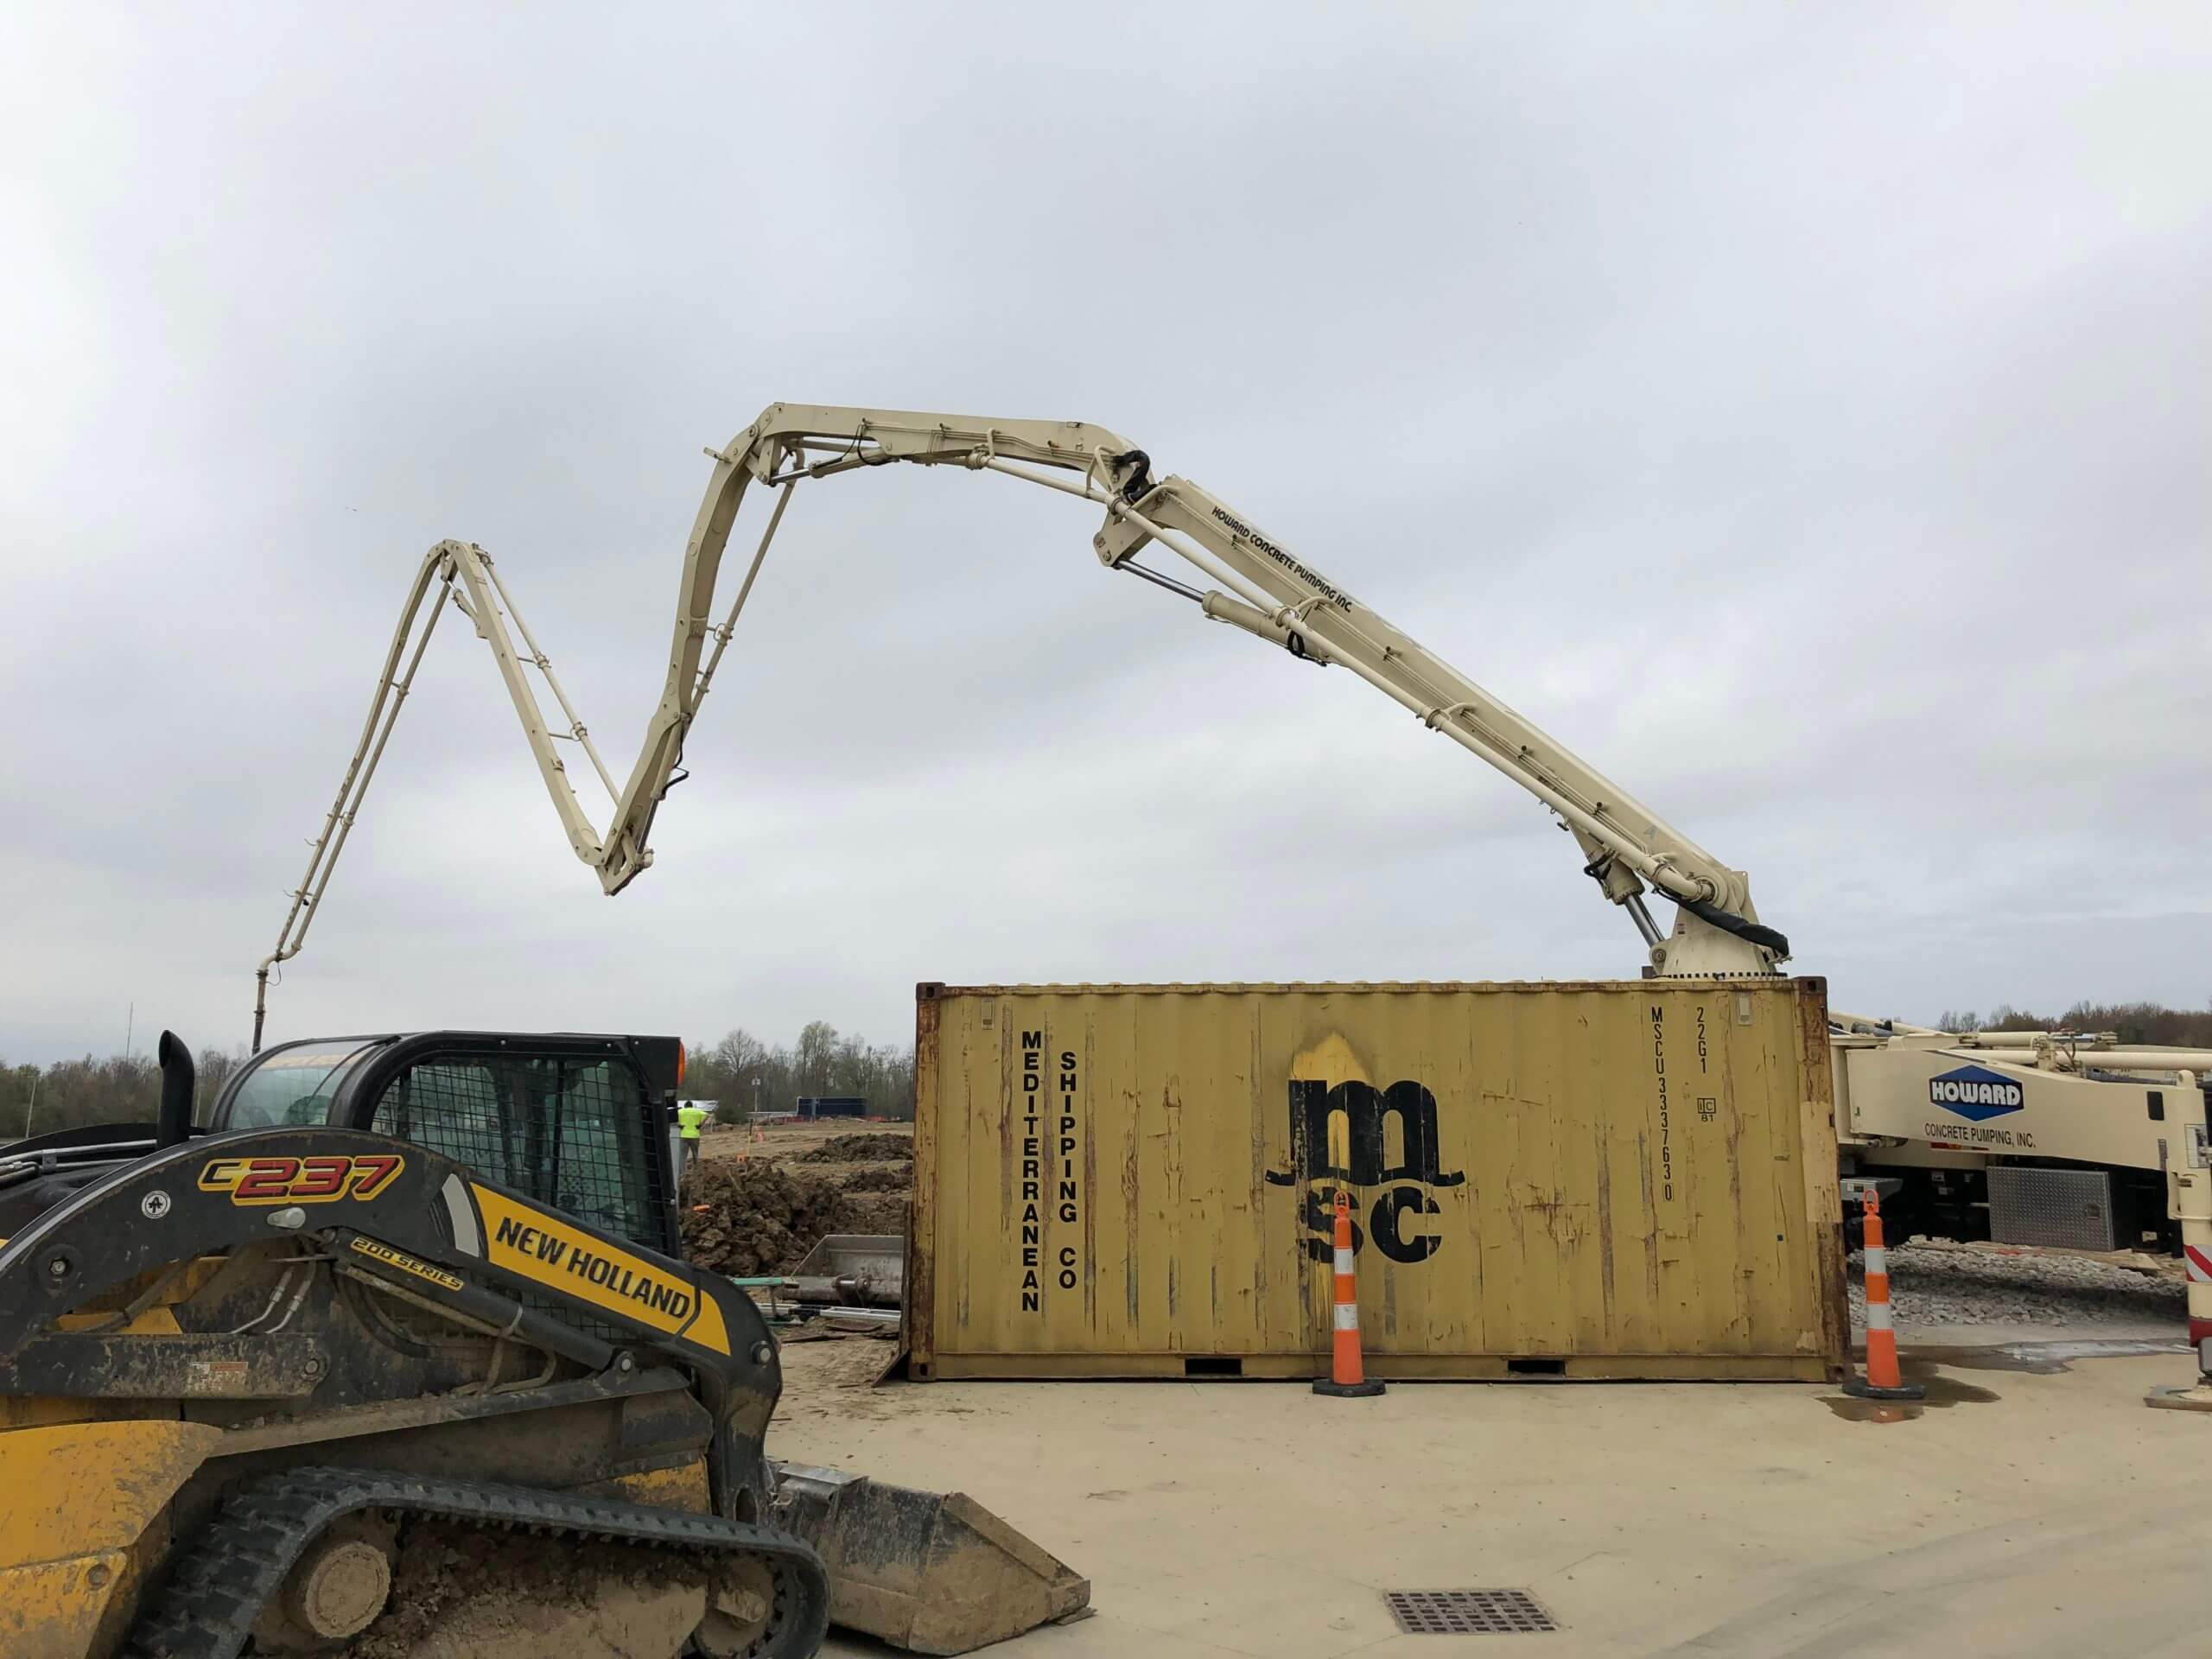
[0,1418,224,1659]
[769,1463,1089,1655]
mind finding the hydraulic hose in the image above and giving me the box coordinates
[1678,895,1790,959]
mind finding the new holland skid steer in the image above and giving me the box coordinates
[0,1030,1084,1659]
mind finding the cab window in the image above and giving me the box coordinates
[223,1042,380,1129]
[369,1052,662,1249]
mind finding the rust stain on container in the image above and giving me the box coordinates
[904,979,1845,1382]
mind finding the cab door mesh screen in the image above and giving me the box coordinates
[371,1053,671,1254]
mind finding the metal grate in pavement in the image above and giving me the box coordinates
[1384,1589,1558,1635]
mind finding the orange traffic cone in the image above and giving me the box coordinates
[1313,1189,1384,1398]
[1842,1189,1923,1401]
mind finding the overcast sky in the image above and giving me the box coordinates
[3,7,2208,1067]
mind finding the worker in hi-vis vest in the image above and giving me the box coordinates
[677,1101,709,1170]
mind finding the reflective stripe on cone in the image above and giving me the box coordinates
[1843,1190,1923,1403]
[1313,1189,1383,1399]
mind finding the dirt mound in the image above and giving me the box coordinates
[680,1159,909,1274]
[830,1163,912,1194]
[794,1132,912,1165]
[680,1160,845,1277]
[833,1192,911,1236]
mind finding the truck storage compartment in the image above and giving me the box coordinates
[1986,1164,2120,1251]
[905,979,1847,1382]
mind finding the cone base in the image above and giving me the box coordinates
[1840,1377,1924,1401]
[1313,1377,1386,1397]
[2143,1382,2212,1414]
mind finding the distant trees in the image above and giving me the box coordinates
[1,1021,917,1142]
[1935,1001,2212,1047]
[683,1023,916,1124]
[0,1048,244,1141]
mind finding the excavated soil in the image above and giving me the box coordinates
[831,1163,912,1194]
[830,1191,911,1236]
[680,1160,845,1276]
[351,1523,705,1659]
[679,1156,911,1275]
[793,1131,914,1164]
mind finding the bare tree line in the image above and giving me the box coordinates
[0,1020,914,1141]
[1935,1000,2212,1047]
[0,1047,244,1142]
[683,1022,917,1123]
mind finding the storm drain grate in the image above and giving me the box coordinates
[1384,1589,1558,1635]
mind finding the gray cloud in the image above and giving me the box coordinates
[3,6,2208,1065]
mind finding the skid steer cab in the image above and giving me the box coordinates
[0,1030,1085,1659]
[212,1029,693,1250]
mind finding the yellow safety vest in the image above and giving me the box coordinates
[677,1104,709,1141]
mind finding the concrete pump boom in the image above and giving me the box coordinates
[254,403,1786,1048]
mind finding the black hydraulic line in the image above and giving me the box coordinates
[1110,447,1154,502]
[327,1230,615,1373]
[1678,894,1791,959]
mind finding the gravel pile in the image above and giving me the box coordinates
[1847,1241,2184,1331]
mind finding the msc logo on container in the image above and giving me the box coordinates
[1265,1079,1464,1264]
[1929,1064,2026,1122]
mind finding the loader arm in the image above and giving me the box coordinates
[0,1126,775,1396]
[0,1124,788,1515]
[257,404,1784,1046]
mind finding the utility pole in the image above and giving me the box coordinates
[752,1077,761,1121]
[124,1001,134,1061]
[23,1072,38,1141]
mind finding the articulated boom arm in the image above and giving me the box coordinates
[256,404,1783,1046]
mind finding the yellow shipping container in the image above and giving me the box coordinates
[906,980,1846,1382]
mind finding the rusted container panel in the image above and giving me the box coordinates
[906,980,1844,1382]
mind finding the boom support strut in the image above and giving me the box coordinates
[255,404,1783,1047]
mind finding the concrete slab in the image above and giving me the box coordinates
[777,1341,2212,1659]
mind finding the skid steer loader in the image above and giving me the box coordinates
[0,1030,1085,1659]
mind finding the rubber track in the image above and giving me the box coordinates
[122,1465,830,1659]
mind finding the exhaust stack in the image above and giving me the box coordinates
[155,1031,194,1149]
